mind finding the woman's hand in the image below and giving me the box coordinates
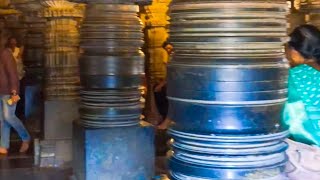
[11,90,20,103]
[11,95,20,103]
[154,81,167,92]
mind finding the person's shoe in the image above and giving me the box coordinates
[19,141,30,153]
[0,147,8,155]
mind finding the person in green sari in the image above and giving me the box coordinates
[284,24,320,179]
[284,24,320,146]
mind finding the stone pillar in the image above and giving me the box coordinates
[19,14,46,136]
[40,1,82,100]
[288,0,305,33]
[142,0,171,125]
[73,1,154,179]
[2,13,26,43]
[301,0,320,28]
[23,14,46,82]
[10,1,44,76]
[0,2,12,48]
[167,1,289,179]
[35,0,84,167]
[144,0,171,84]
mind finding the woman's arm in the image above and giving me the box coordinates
[2,49,19,94]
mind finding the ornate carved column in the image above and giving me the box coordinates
[0,3,20,49]
[142,0,172,125]
[35,0,84,167]
[144,0,171,84]
[301,0,320,28]
[288,0,305,33]
[11,1,44,79]
[40,0,83,100]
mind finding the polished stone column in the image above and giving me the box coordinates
[73,1,154,179]
[166,1,289,179]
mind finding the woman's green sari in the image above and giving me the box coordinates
[283,64,320,146]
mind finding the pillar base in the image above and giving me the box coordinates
[44,100,79,140]
[73,121,155,180]
[37,100,79,167]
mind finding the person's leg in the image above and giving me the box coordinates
[2,95,31,144]
[1,120,11,149]
[0,95,11,154]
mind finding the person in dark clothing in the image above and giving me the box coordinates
[156,42,173,129]
[154,79,168,121]
[0,38,30,155]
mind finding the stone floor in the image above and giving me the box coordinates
[0,168,72,180]
[0,146,168,180]
[0,140,71,180]
[0,156,167,180]
[0,129,169,180]
[0,155,71,179]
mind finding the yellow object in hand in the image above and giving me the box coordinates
[7,95,20,105]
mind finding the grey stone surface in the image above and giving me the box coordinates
[44,100,79,140]
[73,122,155,180]
[39,139,72,168]
[42,100,79,168]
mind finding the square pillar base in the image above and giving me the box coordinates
[73,122,155,180]
[37,100,79,167]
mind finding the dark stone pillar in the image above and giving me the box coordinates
[166,1,289,179]
[73,2,154,179]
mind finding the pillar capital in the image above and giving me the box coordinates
[38,0,84,18]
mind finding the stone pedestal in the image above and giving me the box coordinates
[73,122,155,180]
[44,100,79,140]
[36,100,79,167]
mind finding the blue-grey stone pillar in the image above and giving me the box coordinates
[73,2,154,180]
[166,1,290,179]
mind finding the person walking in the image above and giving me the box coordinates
[6,37,26,119]
[0,37,30,155]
